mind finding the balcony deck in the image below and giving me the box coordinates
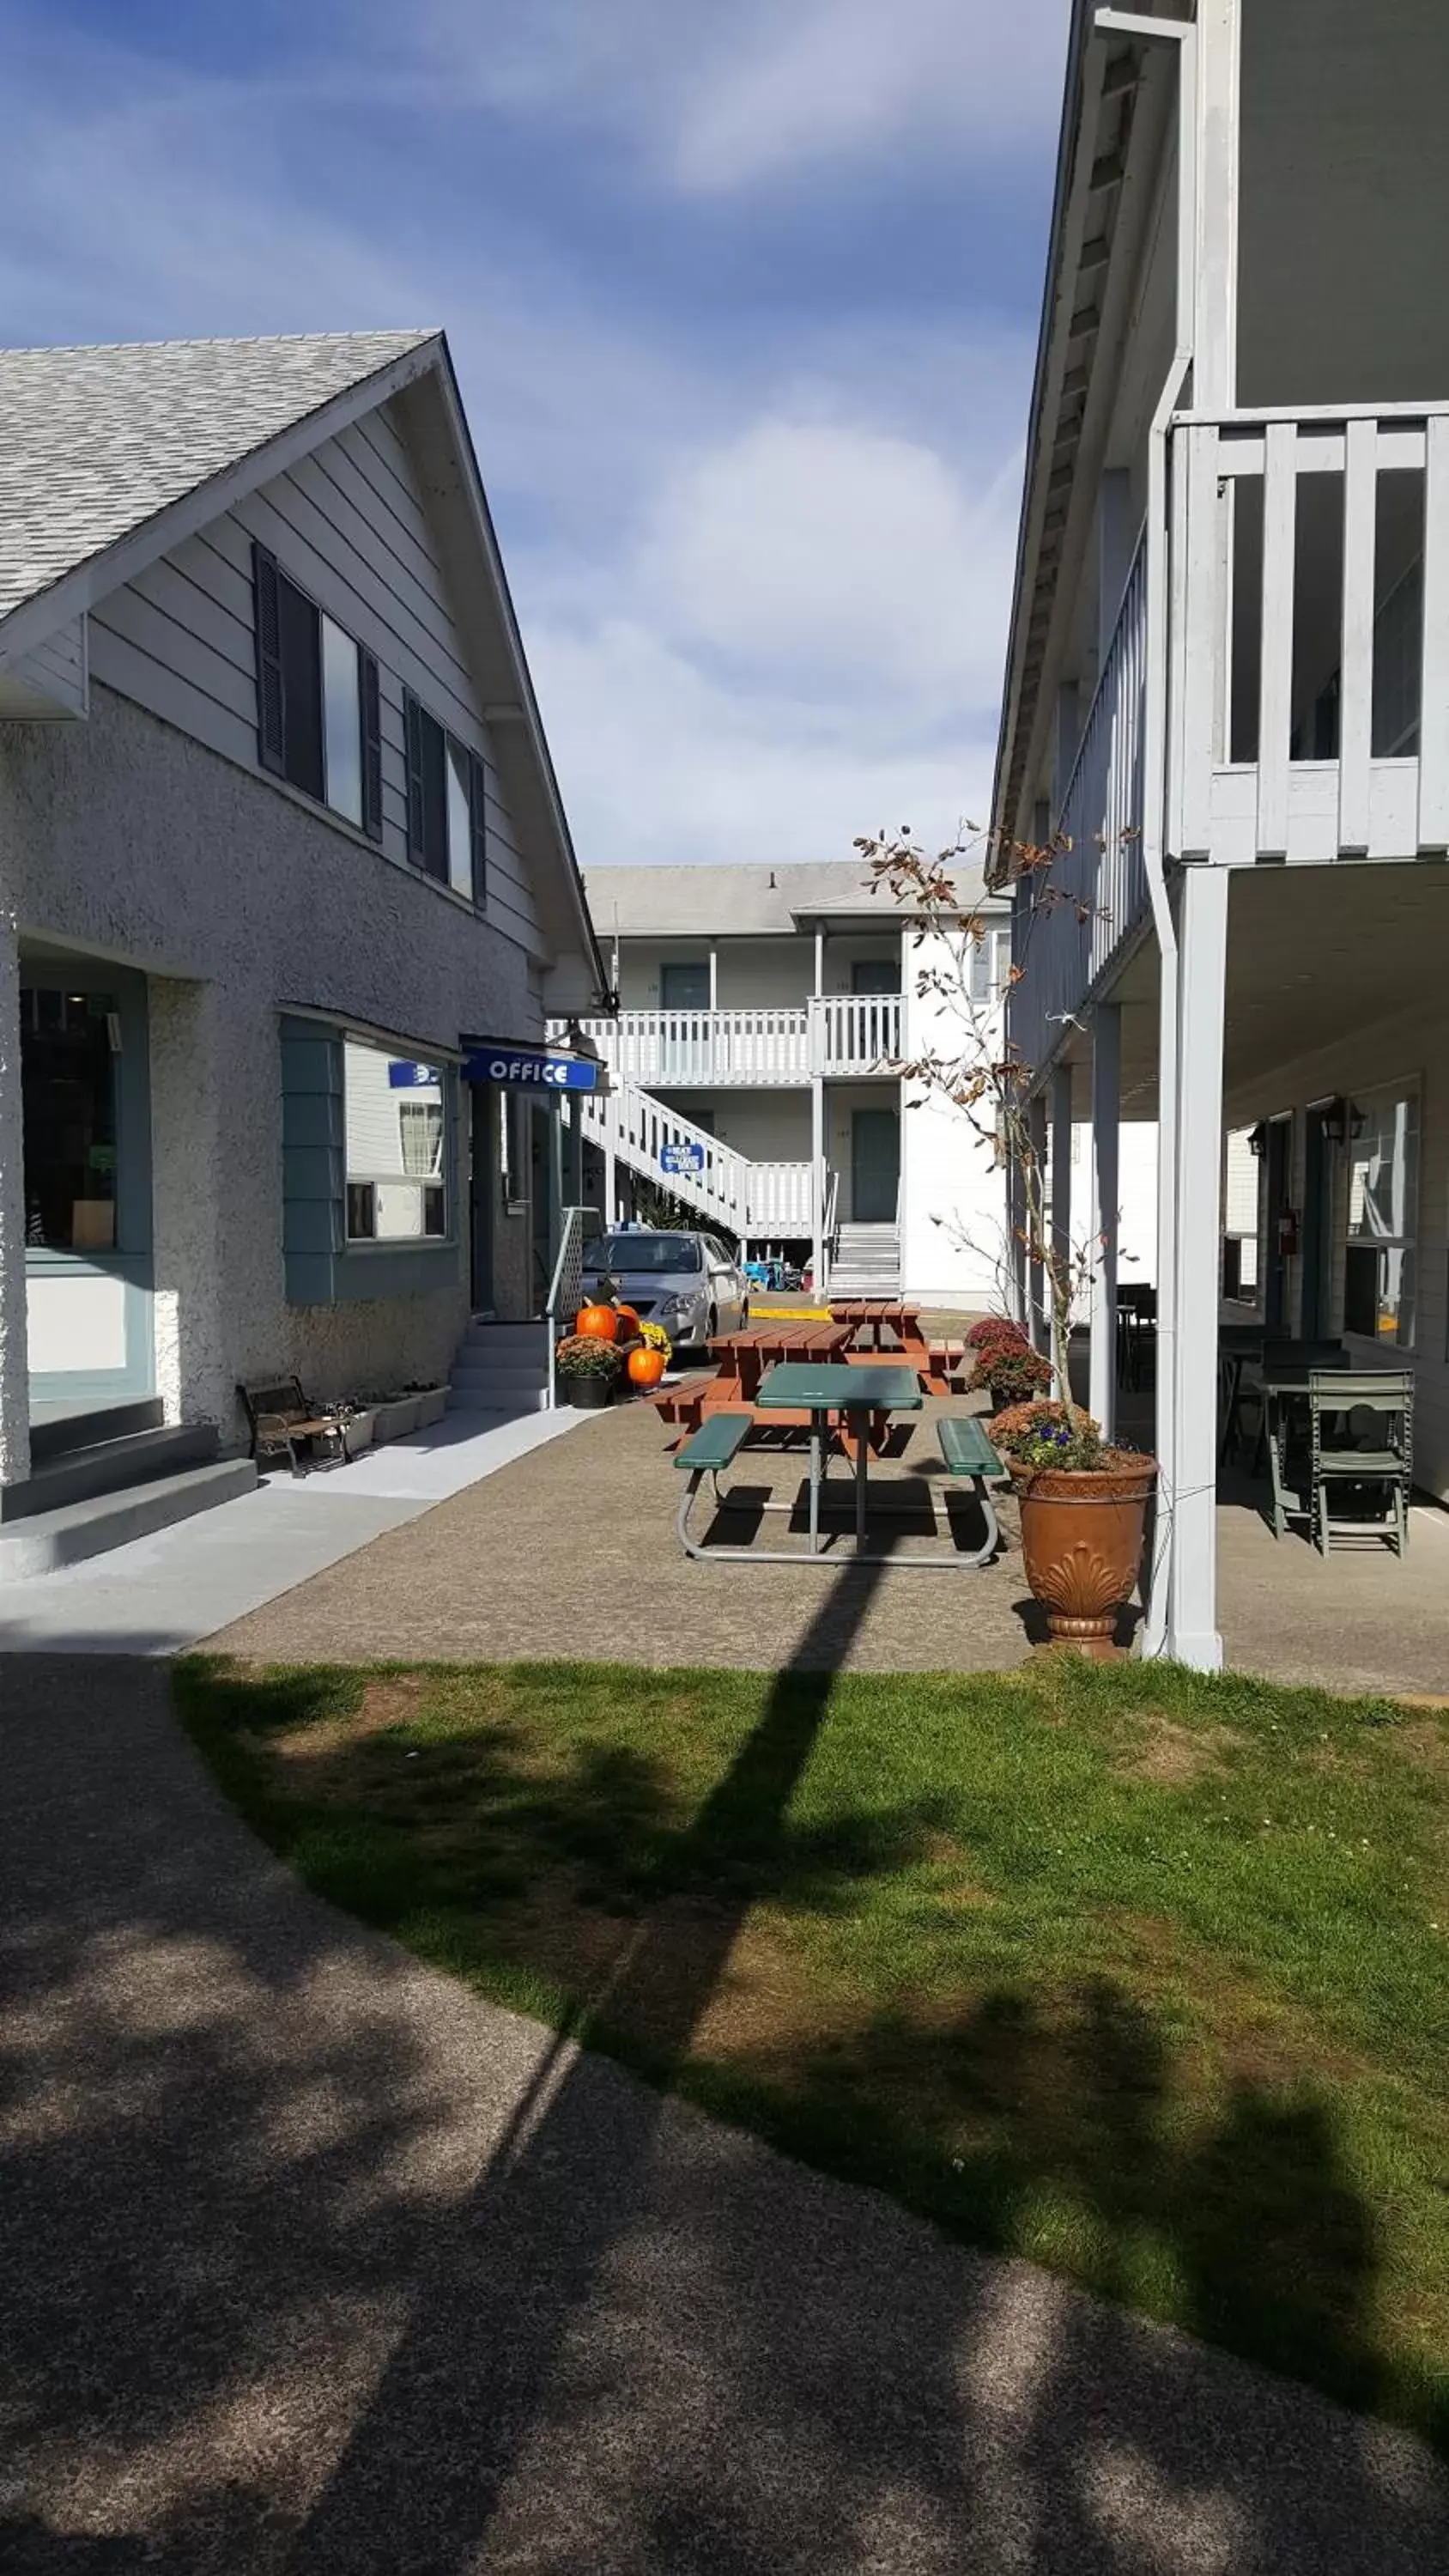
[575,996,903,1089]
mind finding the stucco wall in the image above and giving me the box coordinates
[0,684,541,1456]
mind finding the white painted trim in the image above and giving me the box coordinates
[1420,416,1449,848]
[1089,1003,1121,1440]
[1338,418,1378,854]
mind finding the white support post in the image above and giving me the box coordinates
[1191,0,1240,415]
[708,943,718,1011]
[0,925,30,1491]
[1163,865,1228,1671]
[1007,1140,1028,1329]
[1050,1065,1073,1383]
[1089,1004,1121,1441]
[603,1126,618,1228]
[1419,415,1449,848]
[810,1078,825,1290]
[1028,1093,1048,1355]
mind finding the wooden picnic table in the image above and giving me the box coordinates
[829,1301,963,1397]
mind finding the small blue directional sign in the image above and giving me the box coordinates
[661,1139,706,1177]
[387,1060,441,1089]
[463,1044,603,1092]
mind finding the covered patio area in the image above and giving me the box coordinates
[1045,860,1449,1676]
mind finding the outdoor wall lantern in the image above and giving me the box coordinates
[1314,1096,1364,1145]
[1246,1122,1267,1158]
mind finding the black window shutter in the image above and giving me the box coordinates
[360,650,383,841]
[404,692,425,864]
[252,542,285,774]
[469,751,487,907]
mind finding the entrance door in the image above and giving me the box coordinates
[470,1084,494,1315]
[20,958,155,1412]
[1264,1115,1293,1333]
[851,1107,900,1223]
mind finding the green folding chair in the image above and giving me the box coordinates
[1308,1370,1413,1558]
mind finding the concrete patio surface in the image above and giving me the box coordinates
[4,1654,1447,2574]
[0,1406,586,1658]
[206,1394,1449,1699]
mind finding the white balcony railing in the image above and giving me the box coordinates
[1171,401,1449,863]
[573,997,903,1088]
[1010,532,1149,1078]
[576,1074,814,1237]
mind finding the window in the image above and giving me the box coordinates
[344,1042,450,1242]
[660,961,711,1010]
[851,958,900,995]
[19,986,119,1251]
[1343,1086,1418,1346]
[253,545,381,836]
[404,690,485,901]
[967,923,1013,1006]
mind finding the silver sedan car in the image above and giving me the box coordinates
[580,1228,749,1352]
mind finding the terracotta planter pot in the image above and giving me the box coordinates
[1015,1457,1158,1661]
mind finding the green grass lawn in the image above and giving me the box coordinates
[175,1651,1449,2448]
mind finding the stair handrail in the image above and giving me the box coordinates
[545,1204,599,1408]
[821,1164,840,1297]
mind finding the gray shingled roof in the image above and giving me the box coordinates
[0,331,438,625]
[585,858,1003,938]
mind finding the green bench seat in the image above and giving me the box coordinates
[937,1415,1005,1479]
[674,1413,753,1473]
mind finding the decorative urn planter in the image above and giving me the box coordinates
[1015,1456,1158,1660]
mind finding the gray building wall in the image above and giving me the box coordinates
[0,683,540,1459]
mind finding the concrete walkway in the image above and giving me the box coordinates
[206,1398,1449,1698]
[3,1656,1446,2573]
[0,1407,585,1657]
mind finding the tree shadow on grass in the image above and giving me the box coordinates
[3,1646,1448,2574]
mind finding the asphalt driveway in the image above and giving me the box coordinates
[3,1654,1447,2573]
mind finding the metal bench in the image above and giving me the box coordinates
[674,1413,755,1558]
[935,1415,1008,1566]
[238,1377,345,1477]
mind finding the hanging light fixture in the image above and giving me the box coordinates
[1246,1121,1267,1157]
[1315,1096,1363,1145]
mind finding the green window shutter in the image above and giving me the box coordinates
[360,649,383,841]
[252,542,285,774]
[469,751,487,908]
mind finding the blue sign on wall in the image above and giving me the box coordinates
[661,1140,706,1177]
[387,1060,442,1089]
[463,1045,603,1092]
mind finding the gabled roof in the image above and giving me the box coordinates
[585,858,1003,940]
[0,330,606,999]
[0,331,435,627]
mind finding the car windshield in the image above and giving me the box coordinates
[586,1232,701,1274]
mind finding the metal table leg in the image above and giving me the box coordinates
[854,1413,868,1545]
[809,1411,823,1554]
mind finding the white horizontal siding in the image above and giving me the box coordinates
[84,395,542,951]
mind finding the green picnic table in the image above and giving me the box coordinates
[756,1361,922,1553]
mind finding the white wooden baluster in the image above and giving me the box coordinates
[1338,417,1377,854]
[1256,421,1297,857]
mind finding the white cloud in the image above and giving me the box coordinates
[0,7,1034,877]
[400,0,1067,196]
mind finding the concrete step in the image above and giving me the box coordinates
[448,1385,551,1415]
[460,1321,550,1352]
[0,1458,258,1577]
[28,1397,165,1466]
[1,1423,220,1523]
[451,1359,549,1390]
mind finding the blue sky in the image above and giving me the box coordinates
[1,0,1067,868]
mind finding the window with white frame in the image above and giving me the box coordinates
[967,922,1013,1006]
[343,1042,449,1242]
[1343,1085,1418,1346]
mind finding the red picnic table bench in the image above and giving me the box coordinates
[653,1317,911,1458]
[828,1300,967,1398]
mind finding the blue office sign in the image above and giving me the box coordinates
[661,1139,706,1177]
[463,1044,603,1092]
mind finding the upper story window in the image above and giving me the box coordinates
[404,691,486,905]
[968,923,1013,1007]
[252,543,382,839]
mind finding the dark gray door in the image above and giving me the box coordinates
[851,1108,900,1223]
[661,961,710,1009]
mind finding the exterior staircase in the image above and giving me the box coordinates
[0,1400,257,1576]
[449,1319,552,1414]
[829,1223,901,1299]
[574,1070,813,1242]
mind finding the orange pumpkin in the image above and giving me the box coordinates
[575,1303,619,1342]
[627,1344,667,1389]
[614,1303,641,1335]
